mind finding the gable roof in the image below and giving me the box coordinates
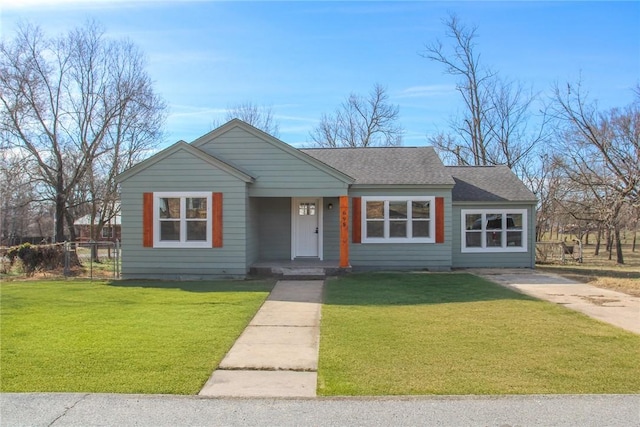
[116,141,255,183]
[301,146,455,186]
[74,212,121,226]
[192,119,355,184]
[447,165,536,202]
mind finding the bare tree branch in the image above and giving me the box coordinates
[213,101,280,137]
[422,14,548,173]
[310,83,403,147]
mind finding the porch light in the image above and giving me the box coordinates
[328,203,333,210]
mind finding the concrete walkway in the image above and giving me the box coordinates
[470,269,640,334]
[199,280,323,398]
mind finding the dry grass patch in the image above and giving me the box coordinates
[538,243,640,297]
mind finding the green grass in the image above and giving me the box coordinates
[318,273,640,395]
[0,279,274,394]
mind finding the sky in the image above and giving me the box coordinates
[1,1,639,149]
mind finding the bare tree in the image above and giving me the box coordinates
[551,81,639,264]
[0,146,34,244]
[422,14,547,171]
[310,83,403,147]
[0,21,166,242]
[214,102,280,137]
[520,153,563,242]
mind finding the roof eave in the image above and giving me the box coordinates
[351,183,456,189]
[116,140,255,184]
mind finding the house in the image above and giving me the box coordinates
[74,212,122,242]
[116,119,536,279]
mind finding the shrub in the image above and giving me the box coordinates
[5,243,66,276]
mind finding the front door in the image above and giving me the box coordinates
[292,198,321,258]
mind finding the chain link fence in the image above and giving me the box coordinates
[64,241,121,279]
[536,240,583,264]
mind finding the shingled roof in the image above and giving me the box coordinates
[301,147,455,186]
[447,165,536,202]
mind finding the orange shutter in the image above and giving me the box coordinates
[435,197,445,244]
[339,196,350,268]
[212,192,223,248]
[352,197,361,244]
[143,193,153,247]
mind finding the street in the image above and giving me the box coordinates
[1,393,638,426]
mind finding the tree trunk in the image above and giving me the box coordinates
[633,231,637,252]
[55,191,65,242]
[594,226,601,255]
[614,226,624,264]
[64,210,78,242]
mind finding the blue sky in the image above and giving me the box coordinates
[2,1,639,148]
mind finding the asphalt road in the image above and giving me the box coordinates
[1,393,639,426]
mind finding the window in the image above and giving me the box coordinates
[298,202,316,216]
[101,226,113,238]
[461,209,527,252]
[153,192,212,248]
[361,196,435,243]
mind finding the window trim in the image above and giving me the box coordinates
[153,192,212,248]
[361,196,435,244]
[460,209,528,253]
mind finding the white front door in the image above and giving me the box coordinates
[292,198,322,258]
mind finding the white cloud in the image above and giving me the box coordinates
[396,85,456,99]
[168,104,226,120]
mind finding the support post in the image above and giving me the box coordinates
[339,195,350,268]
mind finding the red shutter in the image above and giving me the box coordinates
[143,193,153,247]
[212,192,223,248]
[352,197,361,244]
[435,197,445,244]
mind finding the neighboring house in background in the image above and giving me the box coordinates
[74,212,121,242]
[116,119,536,279]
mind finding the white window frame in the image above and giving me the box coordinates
[361,196,435,244]
[153,192,212,248]
[461,209,527,253]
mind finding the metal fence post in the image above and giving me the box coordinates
[89,240,95,281]
[115,239,120,279]
[64,241,70,277]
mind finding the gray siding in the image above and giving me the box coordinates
[246,196,259,266]
[451,203,536,268]
[120,148,248,279]
[323,197,340,261]
[347,188,453,271]
[256,198,291,260]
[197,127,349,197]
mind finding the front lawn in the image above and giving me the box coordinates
[0,279,274,394]
[318,273,640,395]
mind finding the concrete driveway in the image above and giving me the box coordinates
[469,269,640,335]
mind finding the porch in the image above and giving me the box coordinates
[249,259,350,279]
[248,195,350,273]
